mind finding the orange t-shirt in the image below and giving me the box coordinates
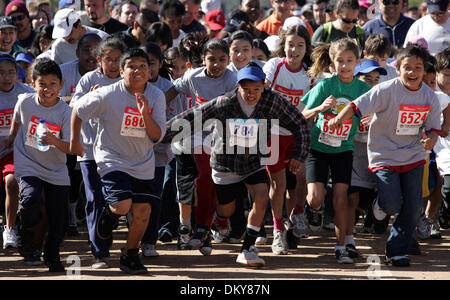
[256,12,314,37]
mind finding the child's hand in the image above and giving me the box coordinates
[328,116,342,130]
[440,125,449,138]
[70,140,85,157]
[89,84,100,92]
[38,131,57,146]
[319,95,337,112]
[421,134,438,151]
[361,114,373,126]
[136,93,149,116]
[288,158,301,174]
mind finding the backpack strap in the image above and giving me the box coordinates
[323,22,333,44]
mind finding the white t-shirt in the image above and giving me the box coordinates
[13,94,72,186]
[71,68,122,161]
[404,15,450,56]
[50,26,109,65]
[60,60,81,97]
[74,80,167,180]
[263,57,314,135]
[434,91,450,176]
[0,82,35,159]
[172,30,186,48]
[379,64,398,83]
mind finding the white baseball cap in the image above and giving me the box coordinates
[264,35,280,52]
[282,16,306,31]
[52,8,80,39]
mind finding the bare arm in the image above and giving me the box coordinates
[302,95,338,121]
[165,86,179,104]
[5,121,20,149]
[69,109,84,157]
[328,104,357,130]
[441,103,450,138]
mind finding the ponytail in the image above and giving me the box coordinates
[308,43,331,78]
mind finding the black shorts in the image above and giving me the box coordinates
[175,153,198,205]
[305,149,353,185]
[286,169,297,190]
[215,169,269,205]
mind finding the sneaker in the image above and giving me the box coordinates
[430,216,442,239]
[177,225,192,250]
[335,248,354,264]
[3,226,18,249]
[372,198,387,221]
[158,228,173,243]
[290,212,309,238]
[236,246,265,267]
[255,226,267,245]
[199,232,212,256]
[96,206,119,240]
[271,229,288,255]
[322,213,335,231]
[47,260,65,272]
[212,219,231,243]
[286,228,298,249]
[416,211,431,240]
[385,255,410,267]
[345,244,359,258]
[141,243,159,258]
[306,205,322,232]
[120,248,148,275]
[24,250,43,266]
[189,228,208,249]
[91,257,108,269]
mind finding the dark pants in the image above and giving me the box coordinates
[80,160,110,258]
[443,175,450,212]
[141,166,164,245]
[158,159,180,235]
[18,176,69,262]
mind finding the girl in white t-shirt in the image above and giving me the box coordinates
[262,25,314,255]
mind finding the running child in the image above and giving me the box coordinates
[364,34,398,83]
[262,24,314,255]
[301,38,371,264]
[70,36,127,269]
[10,58,72,272]
[70,48,167,275]
[228,30,265,73]
[329,44,442,267]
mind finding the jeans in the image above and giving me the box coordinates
[80,160,110,258]
[375,165,424,258]
[442,175,450,211]
[158,159,180,235]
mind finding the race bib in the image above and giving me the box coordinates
[120,107,153,138]
[354,121,369,143]
[318,113,352,147]
[0,108,14,136]
[274,85,304,109]
[229,119,259,148]
[195,96,209,105]
[70,86,76,95]
[186,94,194,109]
[396,104,429,135]
[25,116,61,150]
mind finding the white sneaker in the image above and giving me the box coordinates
[372,198,387,221]
[141,243,159,257]
[255,236,267,245]
[271,229,288,255]
[416,212,432,240]
[3,226,18,249]
[290,212,309,238]
[236,246,265,267]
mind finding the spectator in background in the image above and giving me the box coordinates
[29,9,50,30]
[109,0,125,19]
[0,16,24,56]
[118,1,139,27]
[159,0,186,47]
[405,6,419,19]
[418,2,428,18]
[181,0,206,33]
[310,0,328,31]
[33,0,54,22]
[204,9,225,38]
[83,0,128,34]
[140,0,161,12]
[122,9,159,47]
[6,1,36,49]
[256,0,298,36]
[363,0,415,47]
[404,0,449,55]
[58,0,82,10]
[357,0,371,26]
[30,24,53,58]
[325,0,338,22]
[240,0,263,25]
[201,0,222,14]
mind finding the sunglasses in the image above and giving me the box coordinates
[382,0,400,5]
[11,14,26,22]
[340,16,358,24]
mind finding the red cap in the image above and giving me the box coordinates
[205,9,225,31]
[6,0,30,18]
[358,0,372,8]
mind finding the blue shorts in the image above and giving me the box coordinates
[101,171,160,206]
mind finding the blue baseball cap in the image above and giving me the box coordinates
[354,60,387,76]
[0,54,26,80]
[15,52,35,65]
[237,66,266,83]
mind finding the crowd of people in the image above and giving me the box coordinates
[0,0,449,275]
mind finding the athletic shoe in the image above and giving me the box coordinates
[3,226,18,249]
[372,198,387,221]
[305,205,322,232]
[322,213,335,231]
[177,225,192,250]
[199,232,212,256]
[158,228,173,243]
[271,229,288,255]
[286,228,298,249]
[255,226,267,245]
[96,206,119,240]
[345,244,359,258]
[372,198,390,234]
[236,246,265,267]
[141,243,159,258]
[416,211,431,240]
[189,228,208,249]
[212,219,231,243]
[120,248,148,275]
[335,248,354,264]
[385,255,410,267]
[290,212,309,238]
[91,257,108,269]
[47,260,65,272]
[430,216,442,239]
[24,250,43,266]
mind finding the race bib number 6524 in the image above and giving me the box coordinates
[396,104,429,135]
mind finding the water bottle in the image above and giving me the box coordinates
[36,119,50,152]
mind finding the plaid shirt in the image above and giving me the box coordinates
[163,87,311,176]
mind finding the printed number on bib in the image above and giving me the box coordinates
[274,85,303,108]
[195,96,209,105]
[354,121,369,143]
[0,108,14,136]
[396,105,429,135]
[319,113,352,147]
[120,107,153,138]
[229,119,259,148]
[25,116,61,150]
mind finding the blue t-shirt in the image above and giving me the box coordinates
[363,14,415,47]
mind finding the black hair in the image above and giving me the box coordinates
[435,47,450,73]
[178,31,208,68]
[119,0,138,15]
[141,42,172,80]
[159,0,186,18]
[313,0,329,5]
[272,25,313,67]
[228,30,254,47]
[395,44,430,71]
[203,38,230,56]
[96,35,128,57]
[30,24,53,57]
[77,33,102,50]
[0,54,18,70]
[425,55,436,74]
[145,22,173,49]
[31,58,62,82]
[164,47,186,78]
[120,47,151,70]
[365,34,393,58]
[252,39,270,60]
[136,8,159,25]
[335,0,359,14]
